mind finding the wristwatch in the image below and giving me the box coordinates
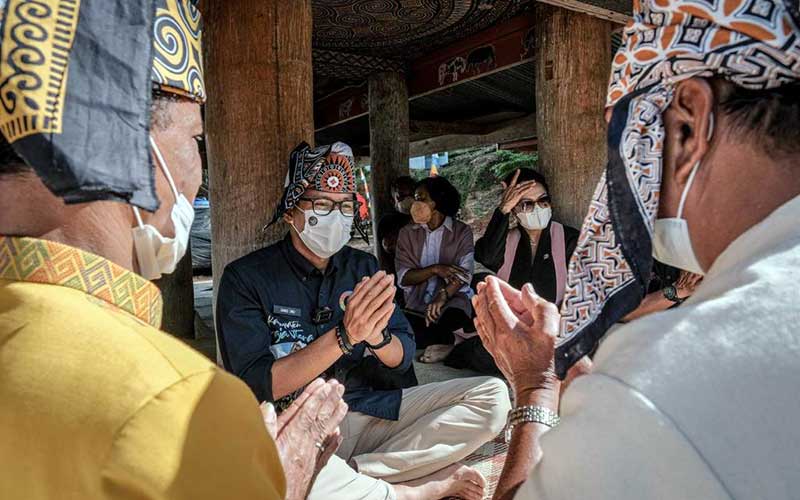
[504,405,560,443]
[365,328,392,350]
[335,323,354,354]
[662,284,684,304]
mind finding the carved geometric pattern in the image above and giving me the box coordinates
[312,0,528,58]
[0,236,162,328]
[313,49,405,79]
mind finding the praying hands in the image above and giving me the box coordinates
[472,277,561,398]
[261,379,348,500]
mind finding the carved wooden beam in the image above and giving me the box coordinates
[535,0,630,25]
[409,120,487,140]
[315,13,536,131]
[313,49,406,79]
[409,114,536,158]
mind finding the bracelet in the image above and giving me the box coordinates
[335,323,354,355]
[504,405,560,443]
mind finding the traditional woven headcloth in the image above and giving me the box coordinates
[266,141,358,225]
[555,0,800,378]
[152,0,206,103]
[0,0,204,211]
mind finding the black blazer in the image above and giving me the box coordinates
[474,209,579,303]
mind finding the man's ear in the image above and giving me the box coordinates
[282,210,293,225]
[663,78,715,187]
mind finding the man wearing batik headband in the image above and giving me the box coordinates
[218,141,511,500]
[0,2,347,499]
[472,0,800,499]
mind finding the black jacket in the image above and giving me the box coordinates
[216,236,416,420]
[474,209,579,303]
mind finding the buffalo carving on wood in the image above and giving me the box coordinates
[438,56,467,85]
[466,45,496,72]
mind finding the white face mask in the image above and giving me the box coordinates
[132,136,195,280]
[517,205,552,230]
[652,160,705,275]
[291,208,353,259]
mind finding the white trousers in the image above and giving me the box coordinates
[308,376,511,500]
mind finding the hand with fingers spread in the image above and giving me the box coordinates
[499,169,540,215]
[261,379,348,500]
[472,277,561,396]
[675,270,703,298]
[343,271,396,344]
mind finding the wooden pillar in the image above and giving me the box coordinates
[205,0,313,362]
[368,71,409,255]
[534,4,612,228]
[154,244,195,338]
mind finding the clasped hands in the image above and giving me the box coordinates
[261,379,348,500]
[425,264,469,326]
[342,270,396,346]
[471,276,562,398]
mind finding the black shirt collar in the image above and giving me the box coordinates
[280,234,339,281]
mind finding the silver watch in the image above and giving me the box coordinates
[504,405,560,443]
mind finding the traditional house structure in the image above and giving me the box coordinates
[165,0,631,352]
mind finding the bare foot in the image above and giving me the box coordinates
[394,464,486,500]
[418,344,455,364]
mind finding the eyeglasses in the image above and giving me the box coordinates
[515,198,551,213]
[299,197,358,217]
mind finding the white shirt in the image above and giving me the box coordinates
[518,195,800,500]
[397,216,474,304]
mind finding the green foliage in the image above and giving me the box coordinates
[491,150,539,180]
[407,146,538,222]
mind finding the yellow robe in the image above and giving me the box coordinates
[0,237,285,499]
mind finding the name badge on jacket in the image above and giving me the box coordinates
[273,305,301,317]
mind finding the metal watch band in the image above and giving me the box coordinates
[504,405,560,443]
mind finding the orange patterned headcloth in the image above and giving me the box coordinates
[556,0,800,378]
[608,0,800,106]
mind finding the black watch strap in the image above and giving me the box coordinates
[365,328,392,350]
[336,323,354,354]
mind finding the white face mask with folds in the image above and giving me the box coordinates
[291,208,353,259]
[651,112,714,276]
[652,160,705,275]
[517,205,552,230]
[131,136,195,280]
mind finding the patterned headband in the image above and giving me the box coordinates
[152,0,206,103]
[555,0,800,378]
[266,141,358,227]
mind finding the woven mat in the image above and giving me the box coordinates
[461,434,508,499]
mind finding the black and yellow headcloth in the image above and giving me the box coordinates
[0,0,205,211]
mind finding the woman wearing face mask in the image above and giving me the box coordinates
[474,168,579,305]
[395,177,475,362]
[444,169,579,375]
